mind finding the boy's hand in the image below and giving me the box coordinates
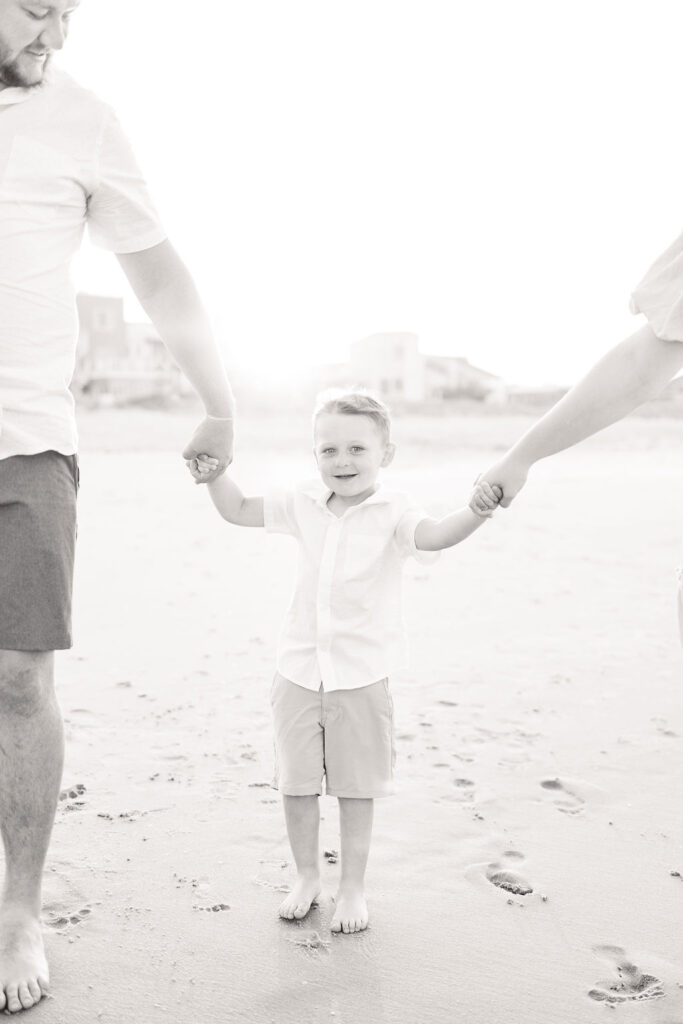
[186,453,220,484]
[469,481,503,518]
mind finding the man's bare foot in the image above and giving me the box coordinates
[330,888,368,934]
[278,874,321,921]
[0,906,49,1013]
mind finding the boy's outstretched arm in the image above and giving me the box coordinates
[206,472,264,527]
[414,482,500,551]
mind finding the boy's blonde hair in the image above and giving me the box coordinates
[313,388,392,443]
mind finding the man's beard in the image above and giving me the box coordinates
[0,48,51,88]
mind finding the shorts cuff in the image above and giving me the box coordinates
[274,781,323,797]
[326,787,395,799]
[0,633,71,652]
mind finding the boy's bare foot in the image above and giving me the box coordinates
[330,888,368,934]
[0,906,49,1013]
[278,874,321,921]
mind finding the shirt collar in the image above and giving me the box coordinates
[301,479,393,511]
[0,86,34,106]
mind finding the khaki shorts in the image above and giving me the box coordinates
[0,451,79,651]
[270,673,395,799]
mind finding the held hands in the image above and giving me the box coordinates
[469,481,503,518]
[182,415,234,484]
[187,453,219,484]
[475,454,530,508]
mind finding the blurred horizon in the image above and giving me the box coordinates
[64,1,683,387]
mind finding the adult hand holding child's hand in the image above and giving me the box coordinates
[476,452,530,508]
[182,415,234,483]
[469,481,503,518]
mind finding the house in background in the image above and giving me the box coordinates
[349,332,425,401]
[423,353,501,400]
[74,294,184,402]
[311,332,501,403]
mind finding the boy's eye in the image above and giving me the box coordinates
[350,447,364,454]
[25,7,49,18]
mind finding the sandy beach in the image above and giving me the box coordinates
[27,405,683,1023]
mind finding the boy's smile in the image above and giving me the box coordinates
[313,412,395,508]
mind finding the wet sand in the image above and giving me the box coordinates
[29,407,683,1023]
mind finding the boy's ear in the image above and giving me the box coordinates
[381,443,396,468]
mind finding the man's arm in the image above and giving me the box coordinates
[117,240,235,481]
[207,474,264,527]
[481,325,683,505]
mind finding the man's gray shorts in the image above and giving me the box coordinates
[0,451,78,651]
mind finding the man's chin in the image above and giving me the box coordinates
[0,54,50,89]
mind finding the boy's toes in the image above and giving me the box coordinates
[18,982,35,1010]
[5,984,21,1014]
[27,979,42,1004]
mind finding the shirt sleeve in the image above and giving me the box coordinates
[263,488,299,536]
[86,108,167,254]
[394,507,441,565]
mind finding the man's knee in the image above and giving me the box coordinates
[0,651,55,717]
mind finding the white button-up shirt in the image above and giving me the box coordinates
[264,481,438,692]
[0,69,166,459]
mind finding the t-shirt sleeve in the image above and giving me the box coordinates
[86,108,167,254]
[263,488,299,536]
[394,507,441,565]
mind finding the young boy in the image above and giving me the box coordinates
[190,391,500,935]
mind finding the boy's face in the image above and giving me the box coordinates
[313,412,395,504]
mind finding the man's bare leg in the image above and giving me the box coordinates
[279,795,321,920]
[331,797,373,934]
[0,650,64,1013]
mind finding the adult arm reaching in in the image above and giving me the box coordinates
[480,325,683,505]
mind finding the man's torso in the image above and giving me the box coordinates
[0,68,164,459]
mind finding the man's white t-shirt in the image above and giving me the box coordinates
[0,68,166,459]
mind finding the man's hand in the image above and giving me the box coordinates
[477,454,530,508]
[182,415,234,483]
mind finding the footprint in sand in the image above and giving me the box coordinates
[485,851,533,897]
[540,777,585,815]
[59,783,85,800]
[45,905,93,930]
[59,783,86,811]
[449,778,476,803]
[652,717,680,739]
[286,929,330,952]
[589,945,665,1004]
[434,777,477,806]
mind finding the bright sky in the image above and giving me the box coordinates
[65,0,683,386]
